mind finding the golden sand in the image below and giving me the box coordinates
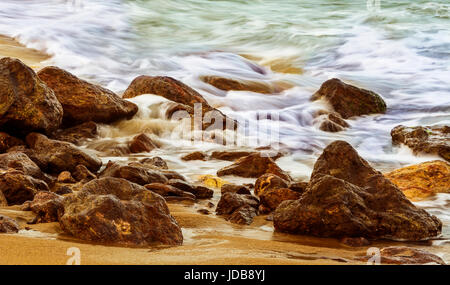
[0,35,49,69]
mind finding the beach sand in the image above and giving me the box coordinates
[0,35,49,69]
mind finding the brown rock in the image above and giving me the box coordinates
[25,132,102,173]
[59,177,183,246]
[0,151,51,183]
[216,192,259,225]
[144,183,196,202]
[318,112,349,132]
[181,151,208,161]
[0,169,49,205]
[217,153,291,181]
[51,121,97,145]
[197,209,210,215]
[391,125,449,161]
[311,78,386,119]
[88,139,131,156]
[29,191,64,223]
[167,179,213,199]
[254,173,289,197]
[259,188,302,212]
[211,151,256,161]
[52,184,73,195]
[0,190,7,206]
[129,133,157,153]
[0,58,63,135]
[0,215,20,233]
[227,205,258,225]
[139,157,168,170]
[201,76,283,94]
[221,184,251,195]
[57,171,76,183]
[340,237,370,247]
[72,164,97,182]
[0,132,24,153]
[100,161,167,186]
[273,140,442,241]
[288,181,308,194]
[363,247,446,265]
[38,66,138,125]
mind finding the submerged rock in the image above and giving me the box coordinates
[385,160,450,200]
[211,150,256,161]
[100,161,168,186]
[0,215,20,233]
[0,57,63,135]
[26,132,102,173]
[129,133,157,153]
[273,140,442,241]
[391,125,449,161]
[51,121,98,145]
[311,78,386,119]
[59,177,183,246]
[201,75,284,94]
[316,112,349,133]
[38,66,138,125]
[217,153,291,181]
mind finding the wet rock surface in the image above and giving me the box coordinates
[259,188,302,213]
[391,125,449,161]
[311,78,386,119]
[59,177,183,246]
[181,151,208,161]
[38,66,138,125]
[201,75,283,94]
[385,160,450,200]
[211,150,256,161]
[274,140,442,241]
[100,161,168,186]
[129,133,157,153]
[0,58,63,135]
[217,153,291,181]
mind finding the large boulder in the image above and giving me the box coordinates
[391,125,449,161]
[311,78,386,119]
[273,140,442,241]
[25,132,102,173]
[385,160,450,200]
[0,215,20,233]
[0,57,63,135]
[99,161,167,186]
[217,153,291,181]
[37,66,138,125]
[59,177,183,246]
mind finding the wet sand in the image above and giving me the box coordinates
[0,35,49,68]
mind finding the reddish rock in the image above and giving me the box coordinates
[144,183,196,202]
[0,151,51,183]
[25,132,102,173]
[0,132,24,153]
[317,112,349,132]
[51,121,97,145]
[59,177,183,246]
[100,161,168,186]
[129,133,157,153]
[288,181,308,194]
[57,171,76,183]
[0,58,63,135]
[217,153,291,181]
[29,191,64,223]
[0,215,20,233]
[72,164,97,183]
[311,78,386,119]
[38,66,138,125]
[259,188,302,213]
[0,169,49,205]
[216,192,259,225]
[181,151,208,161]
[254,173,289,197]
[221,184,251,195]
[391,125,449,161]
[273,140,442,241]
[167,179,213,199]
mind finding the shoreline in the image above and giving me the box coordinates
[0,35,49,69]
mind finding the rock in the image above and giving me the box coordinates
[216,192,259,225]
[139,157,168,170]
[217,153,291,181]
[181,151,208,161]
[391,125,449,161]
[288,181,308,194]
[317,112,349,132]
[52,185,73,195]
[0,169,49,205]
[211,151,256,161]
[100,161,167,186]
[0,151,51,183]
[158,170,187,181]
[201,76,282,94]
[254,173,289,197]
[0,132,24,153]
[72,164,97,182]
[0,58,63,135]
[197,209,210,215]
[227,205,258,225]
[198,174,228,189]
[25,132,102,173]
[122,76,236,130]
[167,179,213,199]
[129,133,157,153]
[340,237,370,247]
[362,247,446,265]
[88,139,131,156]
[221,184,251,195]
[259,188,302,213]
[145,183,196,202]
[57,171,76,183]
[59,177,183,246]
[38,66,138,125]
[51,121,97,145]
[273,140,442,241]
[0,191,7,206]
[311,78,386,119]
[0,215,20,233]
[385,160,449,200]
[29,191,64,223]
